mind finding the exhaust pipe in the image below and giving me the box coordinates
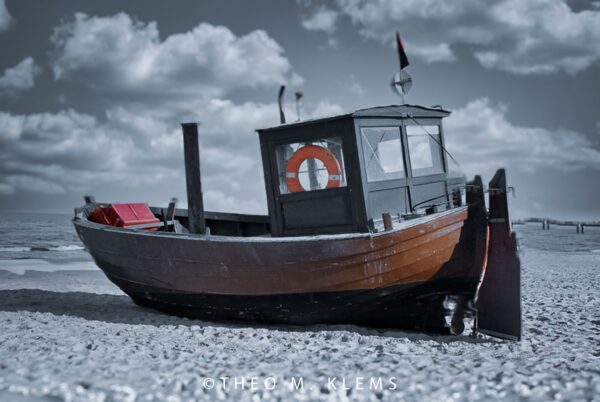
[278,85,286,124]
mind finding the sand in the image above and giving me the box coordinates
[0,248,599,401]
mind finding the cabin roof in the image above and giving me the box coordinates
[256,104,451,133]
[353,104,450,118]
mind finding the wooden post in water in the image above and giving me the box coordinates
[542,219,550,230]
[182,123,206,234]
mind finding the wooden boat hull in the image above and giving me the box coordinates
[73,204,487,330]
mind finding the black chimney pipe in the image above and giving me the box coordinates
[181,122,206,234]
[278,85,286,124]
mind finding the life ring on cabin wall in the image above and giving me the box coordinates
[285,145,342,192]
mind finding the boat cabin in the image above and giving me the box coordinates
[257,104,464,237]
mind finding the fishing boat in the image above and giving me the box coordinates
[73,36,521,340]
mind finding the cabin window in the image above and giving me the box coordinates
[360,127,405,182]
[275,137,347,194]
[406,125,444,177]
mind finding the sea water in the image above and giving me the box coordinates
[514,222,600,253]
[0,212,96,275]
[0,212,90,262]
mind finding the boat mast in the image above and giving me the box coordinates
[181,122,206,234]
[391,32,412,104]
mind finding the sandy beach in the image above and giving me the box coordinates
[0,244,599,401]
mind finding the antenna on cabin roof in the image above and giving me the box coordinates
[295,91,304,121]
[390,32,412,104]
[278,85,286,124]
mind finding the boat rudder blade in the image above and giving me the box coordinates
[475,169,522,341]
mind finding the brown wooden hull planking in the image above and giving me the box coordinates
[73,203,488,331]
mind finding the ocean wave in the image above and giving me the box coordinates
[0,245,84,252]
[0,258,97,274]
[49,245,85,251]
[0,247,30,252]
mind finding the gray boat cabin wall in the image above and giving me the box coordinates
[257,105,465,237]
[258,115,369,237]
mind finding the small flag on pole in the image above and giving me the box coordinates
[396,32,409,70]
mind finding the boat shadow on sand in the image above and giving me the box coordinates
[0,288,499,344]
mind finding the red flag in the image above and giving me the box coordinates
[396,32,409,70]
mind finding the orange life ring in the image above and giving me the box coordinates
[286,145,342,192]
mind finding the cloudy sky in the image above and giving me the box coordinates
[0,0,599,220]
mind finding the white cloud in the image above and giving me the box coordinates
[50,13,302,97]
[339,74,365,96]
[2,175,66,195]
[0,12,350,213]
[306,0,600,74]
[301,6,339,34]
[444,98,600,180]
[0,182,13,195]
[306,100,344,119]
[0,109,132,194]
[0,0,12,31]
[0,97,344,212]
[407,42,455,63]
[0,57,41,96]
[204,189,264,215]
